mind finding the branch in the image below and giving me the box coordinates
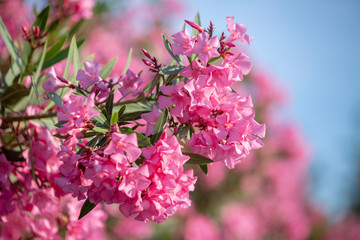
[2,112,57,123]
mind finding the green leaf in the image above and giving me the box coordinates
[93,127,109,133]
[199,164,208,175]
[63,36,79,81]
[117,105,126,118]
[105,91,114,120]
[160,65,185,75]
[33,6,50,31]
[45,34,68,61]
[119,110,149,121]
[208,55,222,64]
[55,121,68,128]
[120,127,152,148]
[151,108,169,144]
[0,83,30,106]
[110,112,118,124]
[77,136,99,154]
[121,48,133,75]
[165,73,179,86]
[47,92,62,106]
[31,40,48,102]
[22,41,32,64]
[143,74,161,94]
[42,39,85,70]
[0,17,23,60]
[78,198,97,220]
[81,131,98,138]
[100,56,118,79]
[162,34,182,65]
[192,12,201,36]
[177,125,190,139]
[183,152,213,165]
[53,133,69,139]
[4,57,25,87]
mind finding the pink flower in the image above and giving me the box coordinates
[104,132,142,165]
[184,76,217,112]
[141,105,161,136]
[171,29,195,57]
[224,52,252,82]
[226,16,251,45]
[117,69,143,98]
[192,32,220,64]
[57,93,99,142]
[42,67,70,92]
[159,82,190,117]
[76,61,101,90]
[119,133,197,222]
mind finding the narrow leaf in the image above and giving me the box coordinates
[100,56,118,79]
[53,133,69,139]
[192,12,201,36]
[93,127,109,133]
[143,73,161,94]
[199,164,208,175]
[183,152,213,165]
[121,48,132,75]
[45,34,68,61]
[42,39,85,70]
[33,6,50,31]
[47,92,62,106]
[0,17,23,60]
[63,36,77,79]
[160,65,185,75]
[151,108,169,144]
[162,34,182,64]
[105,91,114,120]
[78,198,97,220]
[32,40,48,101]
[110,112,118,124]
[117,105,126,118]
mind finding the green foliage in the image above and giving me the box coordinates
[78,198,97,220]
[42,39,85,70]
[33,6,50,31]
[183,152,213,165]
[100,56,118,79]
[45,34,68,61]
[192,12,201,36]
[151,108,169,144]
[47,92,62,107]
[121,48,133,75]
[160,64,185,75]
[162,34,182,65]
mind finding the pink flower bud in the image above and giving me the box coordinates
[142,48,152,60]
[185,20,204,33]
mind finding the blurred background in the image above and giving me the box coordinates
[178,0,360,217]
[3,0,360,239]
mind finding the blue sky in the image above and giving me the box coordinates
[178,0,360,216]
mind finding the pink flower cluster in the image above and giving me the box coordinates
[144,17,265,169]
[0,106,107,239]
[50,61,196,222]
